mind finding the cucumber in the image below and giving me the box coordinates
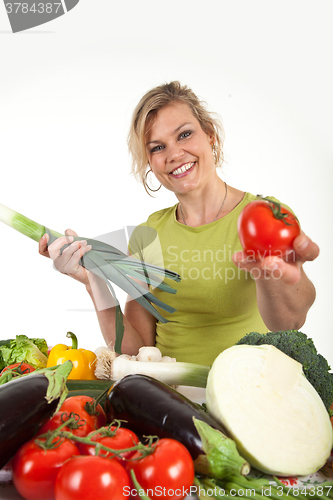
[66,380,114,407]
[66,380,113,392]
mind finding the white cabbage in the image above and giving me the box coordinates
[206,344,333,476]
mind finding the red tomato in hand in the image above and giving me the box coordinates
[60,395,107,430]
[126,439,194,500]
[55,456,130,500]
[11,437,80,500]
[78,425,139,463]
[1,362,35,375]
[238,198,300,258]
[37,410,95,438]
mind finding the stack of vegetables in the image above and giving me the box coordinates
[0,329,332,500]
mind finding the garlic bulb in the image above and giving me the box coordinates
[161,356,177,362]
[137,346,162,362]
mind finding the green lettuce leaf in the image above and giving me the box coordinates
[0,335,48,370]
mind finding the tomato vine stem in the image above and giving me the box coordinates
[35,420,158,459]
[256,195,296,226]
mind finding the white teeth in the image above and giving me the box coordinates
[171,162,194,176]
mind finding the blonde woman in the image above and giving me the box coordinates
[39,81,319,365]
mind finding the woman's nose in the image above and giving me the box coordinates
[168,144,184,162]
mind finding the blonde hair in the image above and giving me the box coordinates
[127,81,225,194]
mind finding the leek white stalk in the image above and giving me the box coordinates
[206,344,333,477]
[111,356,210,387]
[0,203,181,354]
[94,346,210,387]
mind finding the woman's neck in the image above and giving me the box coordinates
[176,177,228,227]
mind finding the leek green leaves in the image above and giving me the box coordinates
[0,203,180,354]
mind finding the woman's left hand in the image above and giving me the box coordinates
[233,232,320,285]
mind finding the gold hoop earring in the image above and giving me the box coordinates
[144,169,162,195]
[212,144,218,164]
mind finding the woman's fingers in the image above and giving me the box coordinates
[59,240,92,275]
[38,228,92,285]
[47,229,82,262]
[293,233,320,262]
[47,234,75,261]
[65,228,79,238]
[38,233,50,257]
[42,229,91,279]
[233,231,319,286]
[233,251,301,284]
[260,256,301,285]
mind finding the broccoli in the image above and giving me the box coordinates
[236,330,333,414]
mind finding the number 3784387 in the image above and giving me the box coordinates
[5,3,62,14]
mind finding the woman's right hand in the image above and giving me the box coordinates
[38,229,92,286]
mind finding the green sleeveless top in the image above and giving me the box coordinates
[129,192,269,366]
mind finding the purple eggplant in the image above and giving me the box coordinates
[105,373,228,461]
[0,360,72,469]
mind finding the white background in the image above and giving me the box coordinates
[0,1,332,366]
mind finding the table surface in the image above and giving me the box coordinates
[1,459,333,500]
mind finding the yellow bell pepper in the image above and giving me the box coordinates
[47,332,97,380]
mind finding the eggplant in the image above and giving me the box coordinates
[106,375,251,479]
[105,374,228,461]
[0,360,72,469]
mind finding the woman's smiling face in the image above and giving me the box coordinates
[145,102,216,196]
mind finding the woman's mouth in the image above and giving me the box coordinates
[170,162,195,177]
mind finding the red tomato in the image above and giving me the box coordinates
[77,425,139,463]
[126,438,194,500]
[55,456,130,500]
[37,410,95,438]
[11,437,80,500]
[1,362,35,375]
[60,395,107,430]
[238,199,300,258]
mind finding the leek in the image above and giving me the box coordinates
[0,203,181,354]
[111,356,210,387]
[94,346,210,388]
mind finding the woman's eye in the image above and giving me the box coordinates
[179,130,192,140]
[150,145,164,153]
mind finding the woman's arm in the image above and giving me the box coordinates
[233,232,319,330]
[254,267,316,331]
[39,229,157,355]
[86,274,156,354]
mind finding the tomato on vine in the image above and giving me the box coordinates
[59,395,107,429]
[37,410,95,438]
[0,362,35,375]
[126,438,195,500]
[237,197,300,259]
[11,437,80,500]
[77,424,140,463]
[55,455,130,500]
